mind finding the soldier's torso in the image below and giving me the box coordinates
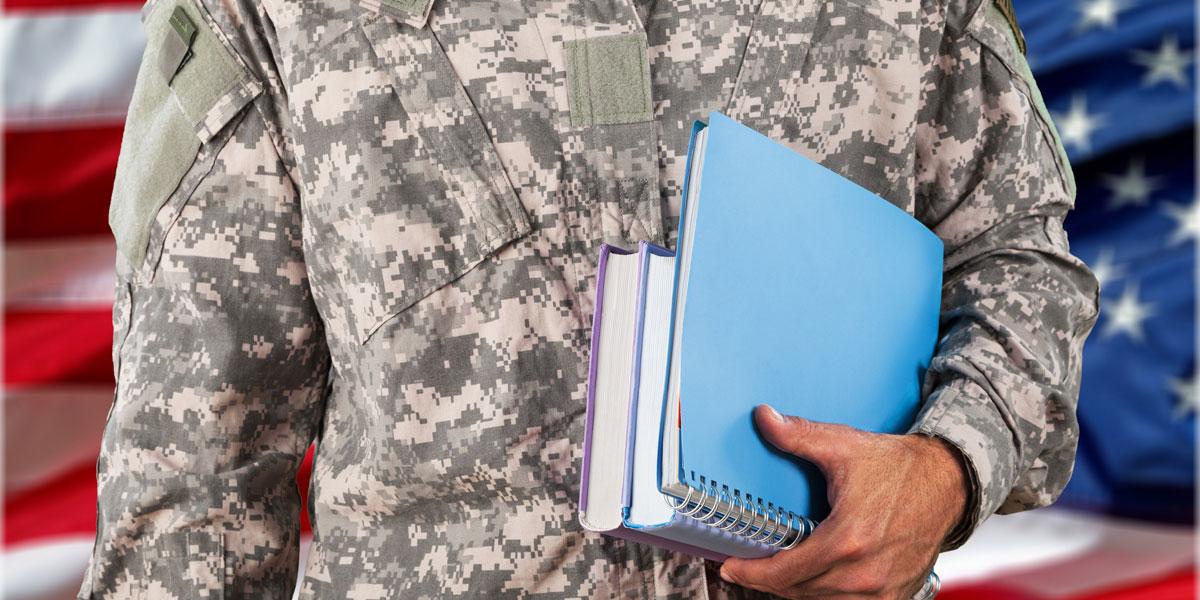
[260,0,929,596]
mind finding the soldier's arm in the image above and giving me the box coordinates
[77,0,328,597]
[694,3,1102,597]
[908,1,1101,550]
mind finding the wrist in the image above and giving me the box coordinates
[906,433,970,547]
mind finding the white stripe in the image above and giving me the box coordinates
[2,535,95,600]
[295,534,312,600]
[2,8,144,128]
[5,238,116,308]
[937,508,1195,595]
[4,386,114,495]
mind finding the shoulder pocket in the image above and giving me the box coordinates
[109,0,262,279]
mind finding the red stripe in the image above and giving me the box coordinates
[298,444,314,534]
[1080,570,1196,600]
[4,309,114,386]
[941,570,1197,600]
[2,0,144,11]
[941,585,1040,600]
[4,461,98,545]
[4,126,122,241]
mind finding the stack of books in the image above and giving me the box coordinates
[578,112,945,559]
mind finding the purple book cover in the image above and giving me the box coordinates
[599,523,732,563]
[579,243,633,516]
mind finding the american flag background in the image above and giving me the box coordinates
[0,0,1195,598]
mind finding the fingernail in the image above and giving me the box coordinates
[761,404,783,423]
[719,565,733,582]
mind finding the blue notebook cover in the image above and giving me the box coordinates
[665,112,944,520]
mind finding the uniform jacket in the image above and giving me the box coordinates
[77,0,1099,597]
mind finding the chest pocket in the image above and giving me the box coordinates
[298,7,533,345]
[109,0,261,281]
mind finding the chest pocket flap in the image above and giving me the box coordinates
[109,0,262,272]
[293,9,533,346]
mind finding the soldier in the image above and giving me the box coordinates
[77,0,1099,598]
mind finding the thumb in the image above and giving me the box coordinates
[753,404,854,468]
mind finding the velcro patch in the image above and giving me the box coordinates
[168,5,197,40]
[158,0,262,142]
[157,6,197,84]
[565,32,654,127]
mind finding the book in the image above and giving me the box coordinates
[578,242,732,560]
[579,111,945,559]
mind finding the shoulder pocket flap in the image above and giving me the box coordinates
[353,0,434,29]
[110,0,262,270]
[152,0,263,143]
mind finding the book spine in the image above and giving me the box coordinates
[621,243,653,508]
[580,243,633,516]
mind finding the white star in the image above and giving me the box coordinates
[1101,159,1162,210]
[1101,282,1155,341]
[1053,95,1106,154]
[1077,0,1126,31]
[1163,198,1200,245]
[1132,35,1193,88]
[1089,248,1126,290]
[1170,375,1198,420]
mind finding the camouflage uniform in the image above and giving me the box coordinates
[77,0,1099,597]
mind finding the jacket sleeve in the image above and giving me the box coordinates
[76,11,329,599]
[907,1,1101,550]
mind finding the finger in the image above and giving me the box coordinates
[718,518,843,592]
[720,555,831,597]
[770,565,890,598]
[783,564,930,600]
[753,404,861,467]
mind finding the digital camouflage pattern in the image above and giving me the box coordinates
[78,0,1099,597]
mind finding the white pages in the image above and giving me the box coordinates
[579,252,640,531]
[626,252,677,527]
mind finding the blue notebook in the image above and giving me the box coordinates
[648,112,944,551]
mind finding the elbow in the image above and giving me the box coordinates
[995,448,1079,515]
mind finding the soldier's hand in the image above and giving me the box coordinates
[719,404,968,599]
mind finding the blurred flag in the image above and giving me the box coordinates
[1018,0,1197,524]
[938,0,1197,595]
[1,0,1194,599]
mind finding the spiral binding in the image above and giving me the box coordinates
[664,481,940,598]
[664,480,815,549]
